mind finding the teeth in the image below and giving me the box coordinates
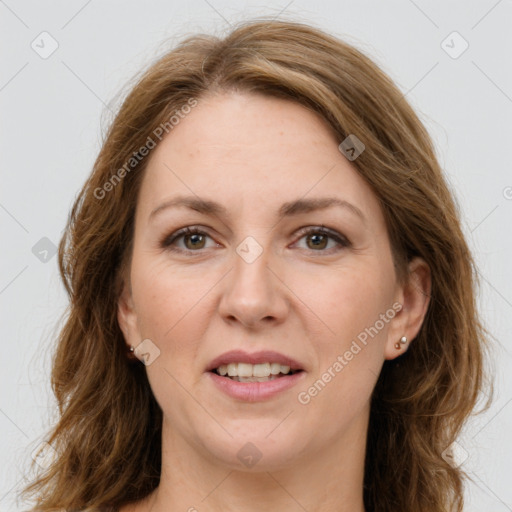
[216,363,294,378]
[270,362,282,375]
[238,363,253,377]
[253,362,270,377]
[232,376,280,382]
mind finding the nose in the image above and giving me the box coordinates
[217,242,289,329]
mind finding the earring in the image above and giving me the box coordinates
[394,336,407,350]
[129,346,134,352]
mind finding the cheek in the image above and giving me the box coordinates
[294,258,395,345]
[130,255,212,414]
[294,260,394,411]
[130,254,212,355]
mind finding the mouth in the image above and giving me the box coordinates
[210,363,304,382]
[205,350,306,401]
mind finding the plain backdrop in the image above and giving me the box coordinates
[1,1,511,511]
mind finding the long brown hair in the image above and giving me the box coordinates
[21,18,492,512]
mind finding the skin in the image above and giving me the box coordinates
[117,91,431,512]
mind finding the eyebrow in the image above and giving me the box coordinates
[149,195,366,223]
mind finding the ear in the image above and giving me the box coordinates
[384,257,431,360]
[117,276,142,350]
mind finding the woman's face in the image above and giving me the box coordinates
[118,91,429,471]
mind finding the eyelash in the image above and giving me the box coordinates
[160,225,351,256]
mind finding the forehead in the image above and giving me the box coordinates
[136,91,382,226]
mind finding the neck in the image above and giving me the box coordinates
[145,408,369,512]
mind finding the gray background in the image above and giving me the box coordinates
[1,1,511,510]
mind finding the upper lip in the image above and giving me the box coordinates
[206,350,305,372]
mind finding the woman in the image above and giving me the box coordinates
[22,18,491,512]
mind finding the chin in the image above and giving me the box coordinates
[195,423,308,471]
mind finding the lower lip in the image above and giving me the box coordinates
[206,371,306,402]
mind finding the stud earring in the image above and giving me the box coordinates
[394,336,407,350]
[129,346,134,352]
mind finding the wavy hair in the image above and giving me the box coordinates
[21,18,492,512]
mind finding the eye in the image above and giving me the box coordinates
[160,225,351,255]
[293,226,351,252]
[160,227,218,253]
